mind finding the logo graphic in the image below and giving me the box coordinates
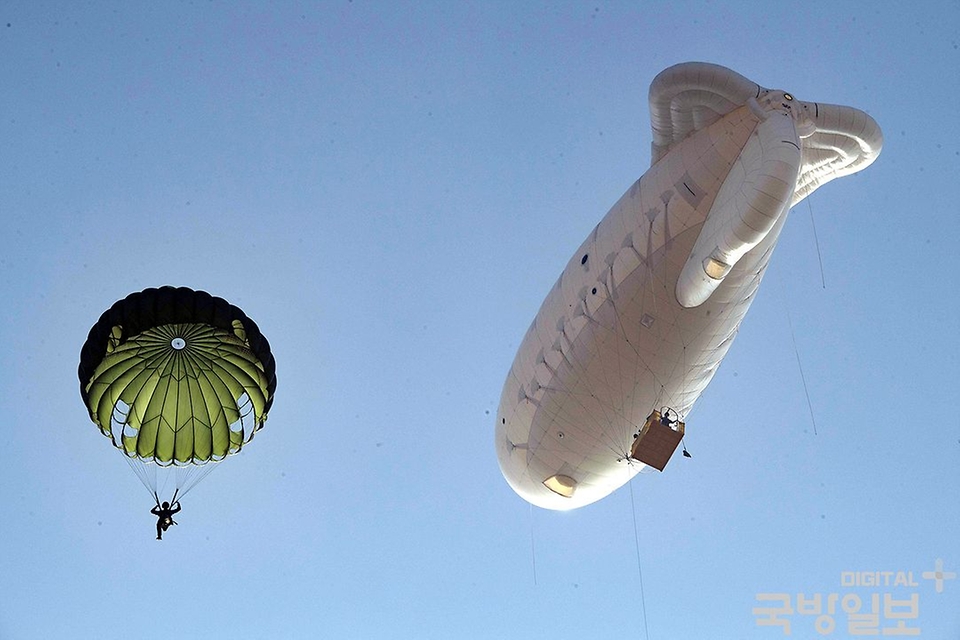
[753,559,954,636]
[921,558,956,594]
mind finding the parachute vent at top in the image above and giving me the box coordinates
[78,286,277,466]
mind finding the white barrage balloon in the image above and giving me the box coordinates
[495,62,882,510]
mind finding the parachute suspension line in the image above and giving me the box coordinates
[806,196,826,289]
[628,477,651,640]
[122,453,161,500]
[172,462,219,501]
[120,453,220,503]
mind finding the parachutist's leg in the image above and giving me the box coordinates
[156,521,163,540]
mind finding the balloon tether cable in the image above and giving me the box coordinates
[629,478,651,640]
[529,503,539,586]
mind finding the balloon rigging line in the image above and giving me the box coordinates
[561,234,732,454]
[602,297,651,448]
[536,380,636,462]
[628,478,651,640]
[544,316,646,459]
[531,205,792,471]
[605,284,677,418]
[790,314,818,436]
[556,319,660,461]
[806,196,826,289]
[777,276,819,436]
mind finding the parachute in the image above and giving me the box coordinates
[78,286,276,503]
[495,62,883,510]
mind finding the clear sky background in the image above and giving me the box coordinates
[2,2,958,639]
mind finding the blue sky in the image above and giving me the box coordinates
[1,2,958,638]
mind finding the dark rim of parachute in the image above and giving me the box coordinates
[78,286,276,414]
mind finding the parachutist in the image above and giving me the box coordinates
[79,287,276,521]
[151,501,181,540]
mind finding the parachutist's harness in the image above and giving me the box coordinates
[152,492,181,537]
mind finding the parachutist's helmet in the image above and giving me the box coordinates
[161,502,170,509]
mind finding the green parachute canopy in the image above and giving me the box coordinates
[79,287,276,476]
